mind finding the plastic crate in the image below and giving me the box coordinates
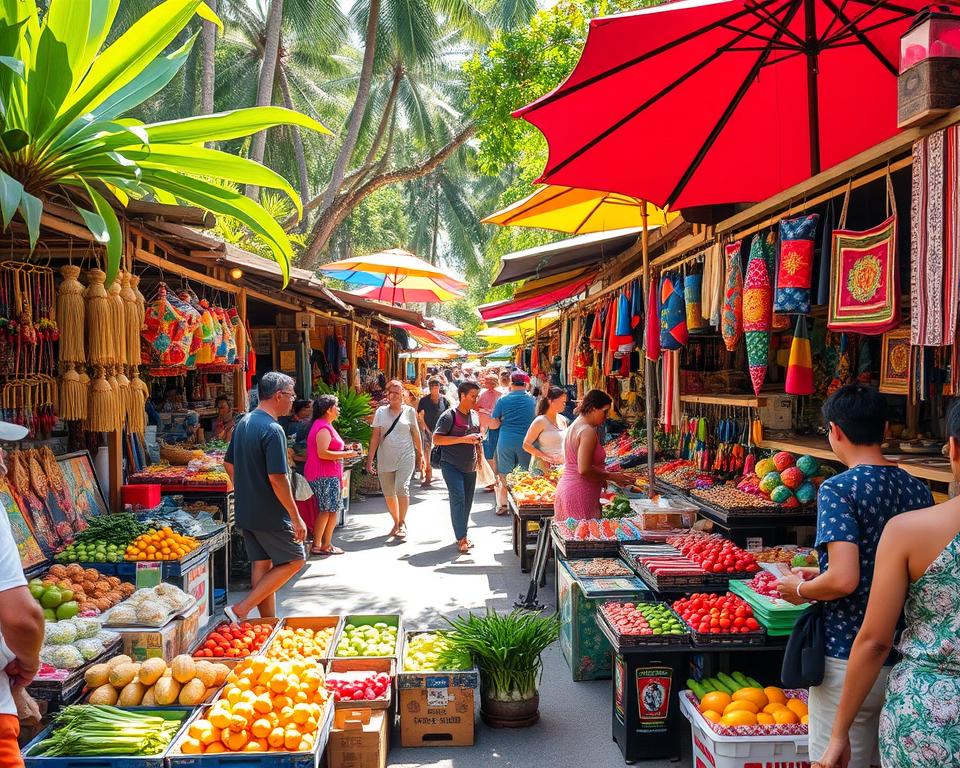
[334,615,402,659]
[679,691,810,768]
[22,707,193,768]
[261,616,343,662]
[115,545,208,581]
[167,701,333,767]
[326,656,395,710]
[596,603,691,647]
[192,617,282,662]
[396,630,479,683]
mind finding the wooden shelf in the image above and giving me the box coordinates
[759,436,954,485]
[680,394,766,408]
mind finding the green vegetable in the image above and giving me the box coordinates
[717,672,739,692]
[699,678,717,693]
[745,675,763,689]
[688,679,708,700]
[731,671,752,688]
[73,513,147,548]
[30,705,182,757]
[706,676,732,695]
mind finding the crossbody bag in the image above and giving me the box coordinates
[375,409,404,461]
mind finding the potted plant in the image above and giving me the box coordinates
[443,609,560,727]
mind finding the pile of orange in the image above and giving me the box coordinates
[698,686,808,728]
[177,658,330,754]
[124,527,199,561]
[266,626,337,661]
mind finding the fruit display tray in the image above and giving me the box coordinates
[326,656,395,711]
[550,525,622,559]
[396,630,480,685]
[595,608,690,652]
[334,614,403,660]
[260,616,344,662]
[728,580,811,636]
[28,637,123,704]
[688,624,767,648]
[596,603,691,648]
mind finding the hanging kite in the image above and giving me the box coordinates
[721,241,744,352]
[659,272,688,350]
[743,234,774,395]
[785,316,814,395]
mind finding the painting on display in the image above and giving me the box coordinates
[0,478,45,570]
[56,451,109,523]
[880,328,912,395]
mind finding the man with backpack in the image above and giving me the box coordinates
[417,377,449,487]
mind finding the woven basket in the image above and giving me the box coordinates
[354,468,382,496]
[159,441,204,466]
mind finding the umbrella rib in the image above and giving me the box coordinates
[577,197,608,234]
[501,186,572,225]
[721,22,804,49]
[524,3,768,114]
[665,0,805,207]
[846,0,918,17]
[819,0,899,74]
[542,0,794,184]
[822,8,909,48]
[743,0,806,46]
[818,0,855,41]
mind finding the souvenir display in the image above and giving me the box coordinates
[743,235,774,395]
[721,240,744,351]
[775,214,819,315]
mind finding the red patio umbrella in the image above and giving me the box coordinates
[514,0,928,209]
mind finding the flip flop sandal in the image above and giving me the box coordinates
[309,547,329,556]
[496,506,510,516]
[322,546,345,555]
[458,539,470,554]
[224,605,242,623]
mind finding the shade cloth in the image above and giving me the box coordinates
[479,276,593,323]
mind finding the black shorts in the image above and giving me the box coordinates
[241,528,305,566]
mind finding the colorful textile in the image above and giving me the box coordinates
[684,273,706,332]
[775,214,819,314]
[659,272,688,350]
[743,235,773,395]
[660,349,680,432]
[630,279,643,329]
[828,206,900,335]
[816,200,834,306]
[785,316,814,395]
[910,126,960,346]
[645,276,660,361]
[616,291,632,336]
[589,310,603,350]
[701,243,723,326]
[721,241,744,351]
[880,328,912,395]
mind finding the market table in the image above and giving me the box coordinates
[507,492,554,573]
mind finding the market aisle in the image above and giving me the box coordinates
[239,480,678,768]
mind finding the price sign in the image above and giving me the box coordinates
[745,537,763,552]
[136,561,162,588]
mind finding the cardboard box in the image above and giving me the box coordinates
[398,675,476,747]
[327,708,389,768]
[115,599,204,661]
[759,394,794,431]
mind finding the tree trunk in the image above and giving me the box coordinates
[200,0,217,116]
[246,0,285,200]
[277,67,310,230]
[429,186,439,265]
[300,0,382,263]
[300,124,475,269]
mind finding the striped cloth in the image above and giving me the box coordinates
[911,126,960,346]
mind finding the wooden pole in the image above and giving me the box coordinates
[235,288,247,412]
[641,204,656,494]
[107,430,123,512]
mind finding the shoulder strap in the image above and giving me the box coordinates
[380,409,404,442]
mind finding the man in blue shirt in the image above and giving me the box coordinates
[489,370,536,514]
[224,372,307,621]
[777,384,932,767]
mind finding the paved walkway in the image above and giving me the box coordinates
[257,478,679,767]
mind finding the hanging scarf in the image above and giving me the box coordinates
[785,316,814,395]
[684,273,706,332]
[722,241,744,352]
[589,310,603,351]
[659,272,688,350]
[743,234,773,395]
[645,276,660,361]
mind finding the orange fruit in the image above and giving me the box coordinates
[763,703,787,714]
[284,729,302,750]
[720,710,757,727]
[701,709,722,723]
[773,709,800,725]
[699,691,732,714]
[723,700,759,715]
[801,714,809,725]
[732,687,769,710]
[756,713,775,725]
[785,698,808,718]
[204,742,226,753]
[765,686,787,705]
[268,727,286,748]
[244,739,266,752]
[224,728,249,751]
[181,737,203,754]
[200,726,221,746]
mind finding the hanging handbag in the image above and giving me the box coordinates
[781,601,825,688]
[290,470,314,502]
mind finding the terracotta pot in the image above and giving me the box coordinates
[480,689,540,728]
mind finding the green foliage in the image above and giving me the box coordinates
[338,185,410,257]
[312,382,374,447]
[0,0,328,285]
[444,609,561,700]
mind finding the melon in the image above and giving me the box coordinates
[758,471,781,494]
[780,466,804,490]
[755,458,776,479]
[796,454,819,478]
[772,451,796,471]
[795,481,816,505]
[770,485,794,504]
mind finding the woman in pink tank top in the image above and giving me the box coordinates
[305,394,360,556]
[555,389,636,521]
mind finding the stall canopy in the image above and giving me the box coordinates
[483,185,675,234]
[514,0,924,208]
[330,289,434,329]
[319,248,468,288]
[493,227,641,286]
[479,274,593,323]
[477,312,560,344]
[348,274,464,304]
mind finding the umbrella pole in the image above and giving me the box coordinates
[804,0,821,176]
[641,205,656,495]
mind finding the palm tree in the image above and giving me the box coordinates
[200,0,218,115]
[246,0,284,198]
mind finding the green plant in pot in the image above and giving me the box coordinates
[443,609,560,727]
[313,383,373,448]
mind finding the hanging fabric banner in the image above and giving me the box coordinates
[879,327,912,395]
[743,235,773,395]
[721,241,744,352]
[785,316,814,395]
[684,273,706,332]
[645,277,660,361]
[775,214,819,314]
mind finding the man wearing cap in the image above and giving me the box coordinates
[488,371,536,515]
[0,422,45,766]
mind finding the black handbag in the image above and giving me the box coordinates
[431,404,458,469]
[781,601,825,687]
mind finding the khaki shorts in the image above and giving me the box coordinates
[809,656,890,768]
[378,455,415,498]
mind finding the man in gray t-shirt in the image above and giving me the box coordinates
[224,372,306,621]
[432,381,483,553]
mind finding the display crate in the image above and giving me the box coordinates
[262,616,344,662]
[334,615,402,660]
[191,616,282,663]
[595,603,691,648]
[28,637,123,704]
[114,544,209,581]
[326,657,395,711]
[22,707,193,768]
[397,630,479,684]
[728,579,811,636]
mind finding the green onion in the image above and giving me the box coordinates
[31,705,182,757]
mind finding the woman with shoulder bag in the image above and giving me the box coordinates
[433,381,483,554]
[304,394,359,556]
[367,380,423,540]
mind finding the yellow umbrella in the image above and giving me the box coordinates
[482,185,675,235]
[477,312,559,345]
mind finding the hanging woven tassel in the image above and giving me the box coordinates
[120,272,139,367]
[59,363,85,421]
[130,371,148,436]
[87,367,113,432]
[104,366,121,432]
[77,368,89,422]
[57,265,85,364]
[85,269,112,365]
[108,279,124,367]
[115,365,132,430]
